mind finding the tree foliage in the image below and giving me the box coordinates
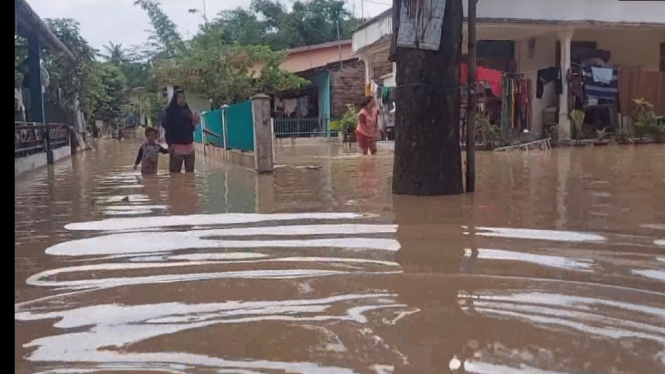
[92,63,127,121]
[133,0,185,57]
[100,42,128,64]
[137,0,308,105]
[16,0,355,128]
[41,18,97,114]
[152,42,307,105]
[212,0,361,50]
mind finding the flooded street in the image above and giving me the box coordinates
[15,139,665,374]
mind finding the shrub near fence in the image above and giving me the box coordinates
[226,100,254,152]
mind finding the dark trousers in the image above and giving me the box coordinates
[169,151,195,173]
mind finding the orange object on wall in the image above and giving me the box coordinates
[365,83,371,96]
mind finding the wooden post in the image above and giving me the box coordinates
[390,0,464,196]
[465,0,477,193]
[250,94,274,174]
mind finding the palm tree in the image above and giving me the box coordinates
[101,41,128,64]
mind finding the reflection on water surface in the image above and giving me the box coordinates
[15,140,665,373]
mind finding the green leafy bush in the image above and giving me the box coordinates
[338,104,358,134]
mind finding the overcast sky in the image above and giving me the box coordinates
[28,0,391,51]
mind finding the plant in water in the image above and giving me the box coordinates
[570,109,585,145]
[615,128,632,145]
[338,104,358,134]
[632,98,657,140]
[596,128,608,141]
[477,111,500,149]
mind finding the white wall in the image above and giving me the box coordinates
[353,0,665,53]
[352,10,392,53]
[187,94,211,121]
[473,0,665,25]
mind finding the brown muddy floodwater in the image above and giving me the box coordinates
[15,139,665,374]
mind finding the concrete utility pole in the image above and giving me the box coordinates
[390,0,464,196]
[465,0,477,193]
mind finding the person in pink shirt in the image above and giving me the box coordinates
[356,96,379,155]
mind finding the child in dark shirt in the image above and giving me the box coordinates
[134,127,169,174]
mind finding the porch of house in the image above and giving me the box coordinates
[514,24,665,139]
[271,70,332,138]
[355,22,665,141]
[15,0,79,176]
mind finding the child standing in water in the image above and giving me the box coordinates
[356,96,379,155]
[134,127,169,174]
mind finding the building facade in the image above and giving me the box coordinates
[353,0,665,139]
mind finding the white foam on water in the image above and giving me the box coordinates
[16,294,402,373]
[168,252,269,261]
[65,213,366,231]
[467,248,594,271]
[477,227,607,243]
[28,269,347,290]
[632,269,665,282]
[46,224,400,256]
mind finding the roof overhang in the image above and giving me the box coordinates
[15,0,77,61]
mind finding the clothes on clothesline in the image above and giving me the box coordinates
[460,63,502,97]
[381,86,391,104]
[582,67,618,102]
[283,98,298,115]
[536,67,563,99]
[591,67,614,85]
[297,96,309,117]
[500,75,533,132]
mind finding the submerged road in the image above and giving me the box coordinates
[15,139,665,373]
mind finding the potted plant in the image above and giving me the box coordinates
[337,104,358,143]
[570,109,586,146]
[615,128,633,145]
[632,98,657,144]
[593,128,610,146]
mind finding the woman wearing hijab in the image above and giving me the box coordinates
[164,90,200,173]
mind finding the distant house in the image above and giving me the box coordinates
[353,0,665,140]
[253,40,366,137]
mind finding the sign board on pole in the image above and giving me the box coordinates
[396,0,446,50]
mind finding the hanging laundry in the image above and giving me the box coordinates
[274,98,282,111]
[297,96,309,117]
[500,76,511,131]
[381,86,391,104]
[583,67,618,102]
[536,67,563,99]
[460,63,502,97]
[591,67,613,84]
[283,99,298,115]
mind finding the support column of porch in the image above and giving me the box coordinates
[557,29,574,141]
[362,55,374,96]
[27,33,44,124]
[27,32,53,164]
